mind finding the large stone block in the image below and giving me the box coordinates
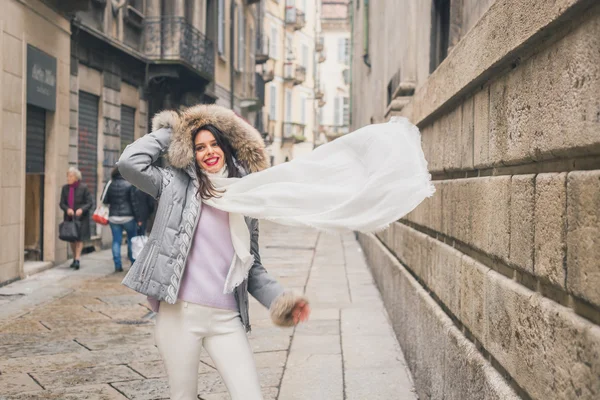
[470,176,511,260]
[2,72,23,114]
[442,104,463,171]
[1,149,22,188]
[485,269,600,400]
[427,237,462,317]
[429,118,445,173]
[1,187,21,225]
[509,174,535,272]
[566,170,600,306]
[534,173,567,287]
[2,110,22,150]
[461,96,475,170]
[473,86,490,168]
[460,256,487,343]
[3,33,23,78]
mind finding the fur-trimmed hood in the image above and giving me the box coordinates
[152,104,269,173]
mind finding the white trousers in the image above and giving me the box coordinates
[155,301,263,400]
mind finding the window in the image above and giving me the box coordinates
[338,37,349,65]
[286,36,294,61]
[269,85,277,120]
[302,43,308,68]
[302,0,307,12]
[270,25,278,59]
[285,89,292,122]
[218,0,225,55]
[300,95,306,124]
[430,0,450,73]
[334,96,341,126]
[237,7,245,71]
[343,97,350,125]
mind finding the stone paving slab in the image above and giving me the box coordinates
[0,221,415,399]
[0,384,128,400]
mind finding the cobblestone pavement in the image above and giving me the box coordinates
[0,222,416,400]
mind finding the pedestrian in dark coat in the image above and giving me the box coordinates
[132,187,155,235]
[103,167,139,272]
[59,167,94,270]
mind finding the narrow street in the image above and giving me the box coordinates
[0,222,416,400]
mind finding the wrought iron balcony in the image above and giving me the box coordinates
[256,34,270,64]
[44,0,92,12]
[285,7,306,31]
[315,36,324,52]
[144,17,215,80]
[284,62,306,85]
[282,122,306,145]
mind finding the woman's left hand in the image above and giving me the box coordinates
[75,209,83,217]
[292,300,311,324]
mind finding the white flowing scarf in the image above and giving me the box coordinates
[204,117,435,294]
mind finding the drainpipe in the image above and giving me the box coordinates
[230,1,237,110]
[363,0,371,68]
[349,1,354,127]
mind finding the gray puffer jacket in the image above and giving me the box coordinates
[117,104,305,332]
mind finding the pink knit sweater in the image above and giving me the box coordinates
[147,204,237,312]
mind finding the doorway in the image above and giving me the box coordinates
[24,105,46,261]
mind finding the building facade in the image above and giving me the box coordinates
[316,0,350,144]
[261,0,318,164]
[1,0,264,285]
[0,0,77,284]
[352,0,600,399]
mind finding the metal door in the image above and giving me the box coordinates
[78,91,99,236]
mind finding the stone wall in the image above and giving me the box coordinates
[353,0,600,399]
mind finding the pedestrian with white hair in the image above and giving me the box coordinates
[59,167,93,270]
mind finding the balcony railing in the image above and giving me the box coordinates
[45,0,92,12]
[256,34,270,64]
[284,62,306,85]
[144,17,215,80]
[285,7,306,30]
[315,36,324,52]
[282,122,306,145]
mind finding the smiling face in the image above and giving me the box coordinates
[194,129,226,174]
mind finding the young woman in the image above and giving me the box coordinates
[59,167,93,270]
[102,167,139,272]
[118,105,310,400]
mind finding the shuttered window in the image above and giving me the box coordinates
[120,105,136,153]
[26,105,46,174]
[269,85,277,120]
[78,91,99,234]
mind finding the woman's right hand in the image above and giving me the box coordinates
[67,209,74,216]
